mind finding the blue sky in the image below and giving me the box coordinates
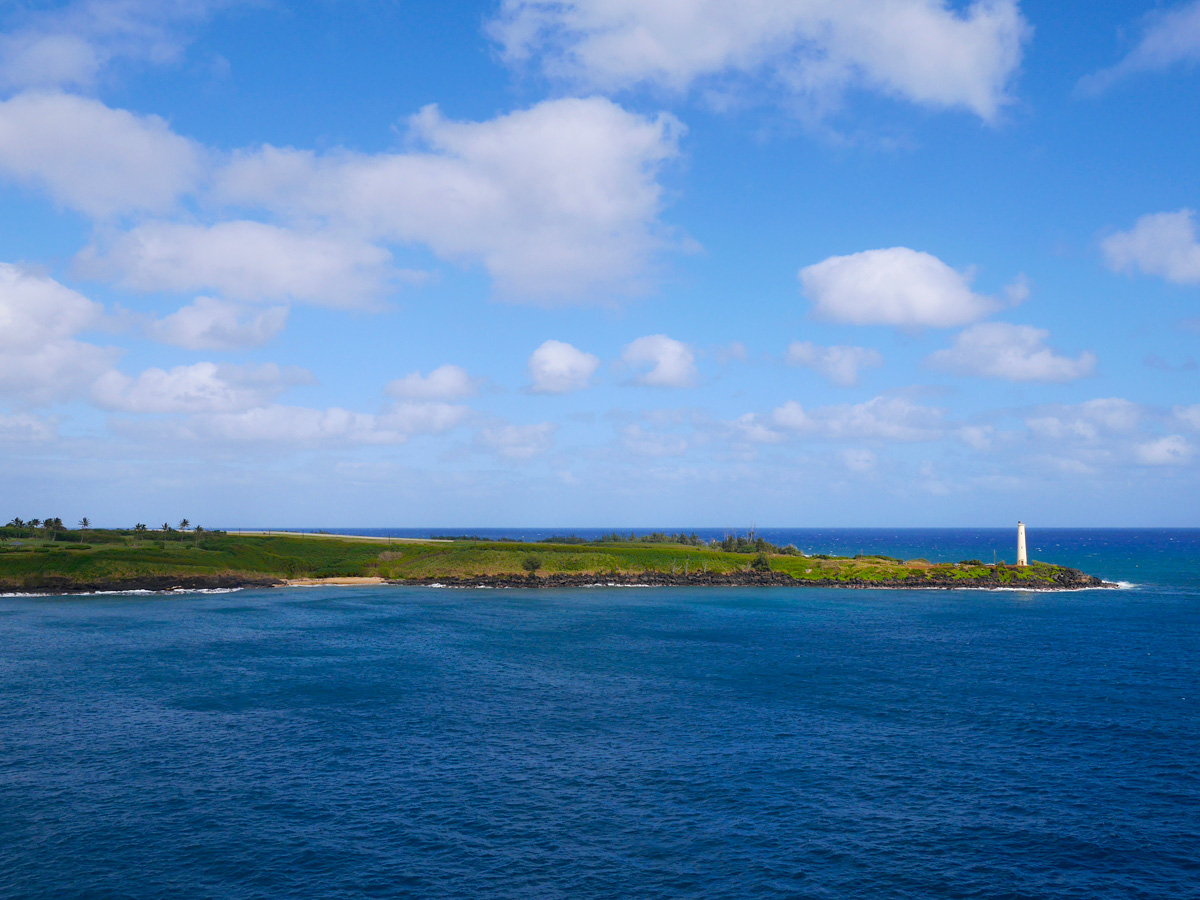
[1,0,1199,528]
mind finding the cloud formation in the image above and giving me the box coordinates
[622,335,697,387]
[215,98,683,300]
[386,365,478,401]
[1080,1,1200,93]
[799,247,1001,328]
[149,297,288,350]
[528,340,600,393]
[0,0,237,91]
[489,0,1028,121]
[1102,209,1200,284]
[0,263,114,404]
[1135,434,1193,466]
[786,341,882,386]
[78,221,399,307]
[479,422,556,459]
[1025,398,1141,442]
[928,323,1096,382]
[769,395,943,441]
[91,362,308,414]
[0,91,203,217]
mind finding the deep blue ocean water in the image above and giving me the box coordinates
[2,529,1198,899]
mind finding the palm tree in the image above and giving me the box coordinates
[79,517,90,541]
[134,523,147,534]
[179,518,190,532]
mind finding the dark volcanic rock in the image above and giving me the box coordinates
[392,566,1113,591]
[3,573,282,595]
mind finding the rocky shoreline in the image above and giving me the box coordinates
[2,566,1115,595]
[392,566,1114,590]
[1,574,281,595]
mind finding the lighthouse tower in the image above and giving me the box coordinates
[1016,521,1028,567]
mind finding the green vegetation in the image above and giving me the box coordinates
[0,525,1099,592]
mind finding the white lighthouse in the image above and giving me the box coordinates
[1016,521,1028,567]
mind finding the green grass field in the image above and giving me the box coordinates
[0,528,1069,589]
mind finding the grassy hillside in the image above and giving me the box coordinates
[0,528,1082,590]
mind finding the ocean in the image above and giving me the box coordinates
[2,529,1197,898]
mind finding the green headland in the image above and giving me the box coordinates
[0,522,1111,593]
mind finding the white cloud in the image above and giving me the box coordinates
[841,447,877,472]
[622,334,697,387]
[528,340,600,393]
[1026,398,1142,442]
[957,425,995,451]
[189,405,398,445]
[1135,434,1193,466]
[1102,209,1200,285]
[786,340,883,386]
[1174,404,1200,430]
[1080,2,1200,93]
[78,221,399,306]
[0,92,203,217]
[386,365,478,401]
[489,0,1028,121]
[0,263,114,403]
[770,395,943,441]
[0,0,237,91]
[91,362,308,414]
[0,413,56,442]
[383,401,472,435]
[214,98,683,300]
[623,423,688,457]
[148,297,287,350]
[479,422,556,460]
[799,247,1002,328]
[928,323,1096,382]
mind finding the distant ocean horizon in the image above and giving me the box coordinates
[3,527,1197,898]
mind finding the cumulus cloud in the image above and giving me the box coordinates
[1134,434,1193,466]
[528,340,600,393]
[78,221,400,306]
[1080,1,1200,93]
[1102,209,1200,285]
[148,297,287,350]
[927,322,1096,382]
[622,334,697,387]
[214,98,683,300]
[91,362,309,414]
[0,0,238,91]
[0,92,203,217]
[786,340,882,386]
[0,263,114,403]
[478,422,556,460]
[489,0,1028,121]
[800,247,1003,328]
[386,365,478,401]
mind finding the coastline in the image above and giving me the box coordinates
[2,568,1116,596]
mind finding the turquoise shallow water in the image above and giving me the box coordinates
[1,530,1198,898]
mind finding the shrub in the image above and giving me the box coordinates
[522,555,542,574]
[750,552,771,573]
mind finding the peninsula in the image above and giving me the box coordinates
[0,525,1113,594]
